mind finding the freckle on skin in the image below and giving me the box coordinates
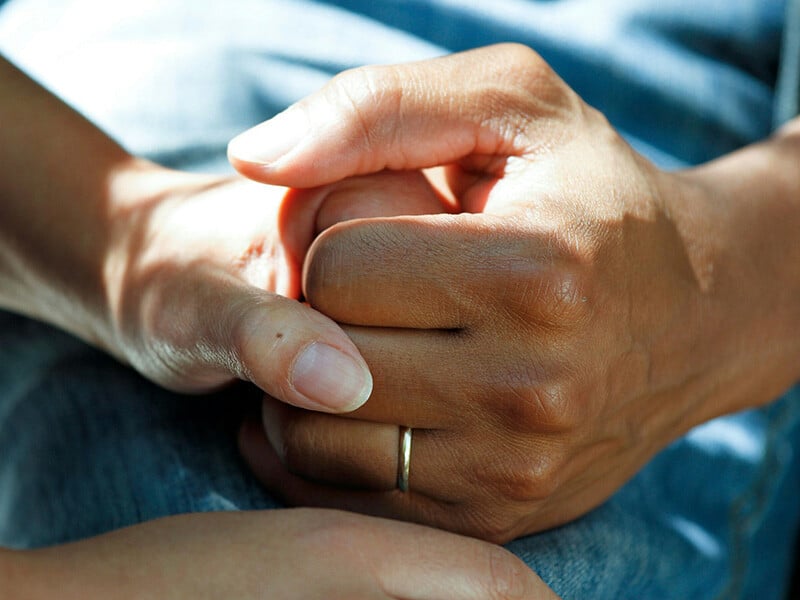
[276,333,284,339]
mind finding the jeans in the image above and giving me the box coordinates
[0,1,798,598]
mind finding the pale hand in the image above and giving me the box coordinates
[3,509,557,599]
[0,55,446,414]
[101,165,445,413]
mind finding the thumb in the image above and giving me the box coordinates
[142,269,372,413]
[228,44,570,188]
[279,169,451,264]
[228,289,374,413]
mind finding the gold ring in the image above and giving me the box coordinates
[397,426,412,492]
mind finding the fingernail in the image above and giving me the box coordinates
[228,106,308,165]
[290,343,373,412]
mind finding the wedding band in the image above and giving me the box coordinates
[397,426,412,492]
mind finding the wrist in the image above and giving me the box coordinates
[0,56,217,362]
[100,161,222,359]
[0,154,167,360]
[669,125,800,415]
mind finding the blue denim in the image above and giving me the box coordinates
[776,0,800,125]
[1,1,799,598]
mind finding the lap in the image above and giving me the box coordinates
[1,311,798,599]
[0,2,796,597]
[0,312,281,547]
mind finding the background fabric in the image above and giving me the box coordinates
[0,1,798,598]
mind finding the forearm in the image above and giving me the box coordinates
[0,55,172,354]
[671,115,800,418]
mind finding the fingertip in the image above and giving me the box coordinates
[237,415,284,485]
[227,106,308,168]
[233,294,372,414]
[228,146,344,189]
[227,154,274,184]
[289,342,373,413]
[237,417,266,460]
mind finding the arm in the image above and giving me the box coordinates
[0,54,454,411]
[668,119,800,424]
[0,54,132,351]
[231,44,800,540]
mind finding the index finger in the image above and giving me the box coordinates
[228,44,575,188]
[303,211,551,330]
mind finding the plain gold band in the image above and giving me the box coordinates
[397,426,412,492]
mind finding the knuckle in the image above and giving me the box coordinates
[502,267,593,331]
[136,274,200,352]
[487,43,580,128]
[464,507,519,545]
[495,43,554,89]
[539,269,593,325]
[332,63,399,105]
[528,382,582,431]
[491,227,596,331]
[495,41,541,64]
[496,376,580,433]
[523,453,564,500]
[482,448,565,503]
[325,65,402,162]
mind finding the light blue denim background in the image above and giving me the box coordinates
[0,1,798,598]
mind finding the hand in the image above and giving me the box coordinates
[0,55,449,414]
[5,509,557,599]
[230,44,800,542]
[103,165,446,412]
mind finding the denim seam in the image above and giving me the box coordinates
[714,396,799,599]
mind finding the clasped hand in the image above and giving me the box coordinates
[230,44,778,543]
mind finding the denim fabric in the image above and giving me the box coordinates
[776,0,800,125]
[0,0,787,171]
[0,1,798,598]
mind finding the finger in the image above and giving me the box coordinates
[303,211,546,329]
[239,419,462,528]
[323,509,559,600]
[337,326,467,427]
[304,211,567,330]
[239,420,540,548]
[224,286,373,413]
[256,400,470,501]
[228,44,575,187]
[321,323,570,433]
[148,267,372,413]
[278,170,451,268]
[314,170,451,231]
[261,401,400,491]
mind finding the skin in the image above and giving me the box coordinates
[230,44,800,543]
[0,54,557,596]
[0,509,557,599]
[0,54,449,414]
